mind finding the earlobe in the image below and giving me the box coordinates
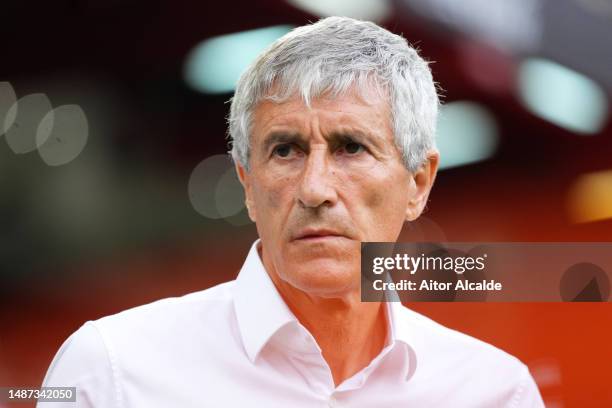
[405,200,419,222]
[235,162,256,222]
[405,193,424,222]
[404,151,439,222]
[245,200,256,222]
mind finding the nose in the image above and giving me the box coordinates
[296,148,338,209]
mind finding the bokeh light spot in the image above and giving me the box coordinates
[436,101,499,170]
[4,93,53,154]
[189,154,240,219]
[215,166,245,218]
[37,104,88,166]
[518,58,608,134]
[567,169,612,223]
[184,25,294,94]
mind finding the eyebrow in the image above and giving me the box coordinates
[260,128,384,154]
[329,130,380,148]
[261,132,307,155]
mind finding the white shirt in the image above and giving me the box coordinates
[39,241,544,407]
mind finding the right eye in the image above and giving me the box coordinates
[272,144,294,158]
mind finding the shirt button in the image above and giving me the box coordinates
[328,395,338,408]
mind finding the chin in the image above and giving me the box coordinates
[283,258,360,297]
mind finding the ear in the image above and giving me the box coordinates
[405,150,439,222]
[235,161,256,222]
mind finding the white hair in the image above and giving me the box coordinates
[228,16,440,173]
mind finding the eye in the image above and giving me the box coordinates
[341,141,365,155]
[272,144,294,158]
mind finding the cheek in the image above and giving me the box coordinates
[253,176,293,214]
[365,186,386,208]
[343,169,409,238]
[344,166,402,209]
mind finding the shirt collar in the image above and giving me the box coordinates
[234,240,419,380]
[388,301,420,381]
[234,240,298,362]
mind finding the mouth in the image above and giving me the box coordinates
[292,229,350,242]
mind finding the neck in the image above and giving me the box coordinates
[264,261,388,386]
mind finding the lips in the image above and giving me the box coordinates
[292,228,349,241]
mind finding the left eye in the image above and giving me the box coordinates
[342,142,364,155]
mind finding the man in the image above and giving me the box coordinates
[40,17,544,407]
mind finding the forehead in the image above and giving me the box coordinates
[251,88,393,141]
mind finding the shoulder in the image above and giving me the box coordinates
[39,322,119,408]
[93,280,236,334]
[86,281,240,362]
[42,281,238,382]
[39,282,241,407]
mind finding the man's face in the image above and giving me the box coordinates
[237,88,437,297]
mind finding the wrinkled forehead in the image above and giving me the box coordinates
[251,79,393,132]
[258,74,390,110]
[251,87,392,138]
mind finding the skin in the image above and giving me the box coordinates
[236,87,439,386]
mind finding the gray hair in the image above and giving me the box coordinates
[228,16,439,173]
